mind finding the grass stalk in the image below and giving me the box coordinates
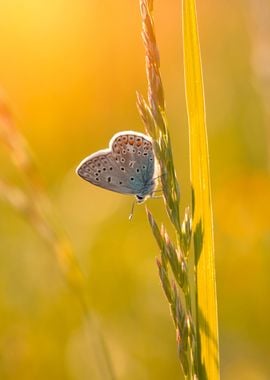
[0,94,115,380]
[138,1,199,377]
[182,0,220,378]
[138,0,220,378]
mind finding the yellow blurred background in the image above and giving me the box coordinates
[0,0,269,379]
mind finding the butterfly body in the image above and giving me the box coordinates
[76,131,157,202]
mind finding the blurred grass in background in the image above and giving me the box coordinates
[0,0,269,379]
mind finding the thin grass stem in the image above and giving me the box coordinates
[0,95,116,380]
[139,1,199,377]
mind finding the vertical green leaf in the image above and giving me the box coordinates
[182,1,220,378]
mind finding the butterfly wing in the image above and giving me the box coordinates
[109,132,156,196]
[76,132,156,197]
[76,150,137,195]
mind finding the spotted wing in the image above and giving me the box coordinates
[76,150,136,195]
[76,131,156,197]
[109,132,156,196]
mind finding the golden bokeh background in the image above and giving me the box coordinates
[0,1,269,379]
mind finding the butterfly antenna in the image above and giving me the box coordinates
[129,200,136,221]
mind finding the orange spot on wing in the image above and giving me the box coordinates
[128,136,135,145]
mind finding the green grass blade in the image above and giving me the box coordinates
[182,1,220,378]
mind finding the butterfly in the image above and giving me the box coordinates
[76,131,157,203]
